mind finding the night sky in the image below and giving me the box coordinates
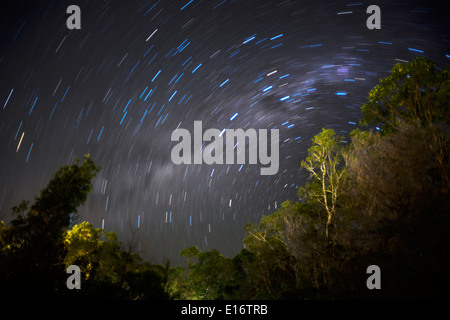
[1,0,449,264]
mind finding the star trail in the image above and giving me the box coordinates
[0,0,449,264]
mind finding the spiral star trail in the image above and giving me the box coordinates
[0,0,449,264]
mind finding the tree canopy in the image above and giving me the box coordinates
[360,57,450,133]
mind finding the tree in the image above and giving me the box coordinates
[63,221,124,296]
[64,221,107,274]
[124,262,170,300]
[236,129,354,299]
[242,220,299,299]
[300,128,347,242]
[343,123,450,298]
[360,57,450,134]
[341,57,450,298]
[0,155,100,298]
[180,246,236,300]
[64,221,171,299]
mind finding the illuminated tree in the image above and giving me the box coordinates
[300,129,347,242]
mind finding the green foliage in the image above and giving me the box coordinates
[180,246,236,300]
[360,57,450,133]
[63,220,171,299]
[300,128,347,242]
[64,221,122,284]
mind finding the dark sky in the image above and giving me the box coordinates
[1,0,449,264]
